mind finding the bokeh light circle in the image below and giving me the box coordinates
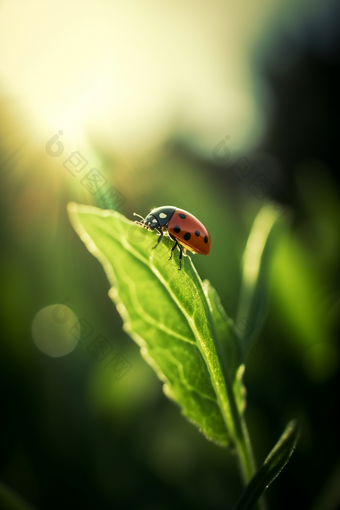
[31,304,80,358]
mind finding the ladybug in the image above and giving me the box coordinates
[133,206,211,270]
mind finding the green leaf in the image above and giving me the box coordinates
[67,203,245,447]
[235,204,284,349]
[203,280,246,414]
[234,419,301,510]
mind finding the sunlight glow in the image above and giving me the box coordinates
[0,0,298,160]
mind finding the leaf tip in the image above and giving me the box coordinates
[285,418,302,446]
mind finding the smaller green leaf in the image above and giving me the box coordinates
[203,280,244,378]
[234,419,301,510]
[235,204,284,349]
[203,280,246,414]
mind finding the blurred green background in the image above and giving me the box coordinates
[1,1,340,509]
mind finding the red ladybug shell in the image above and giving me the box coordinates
[168,208,211,255]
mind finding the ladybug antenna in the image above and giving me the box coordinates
[133,213,145,221]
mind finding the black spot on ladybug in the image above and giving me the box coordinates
[184,232,191,241]
[204,236,208,243]
[174,226,181,233]
[195,230,200,236]
[179,213,186,219]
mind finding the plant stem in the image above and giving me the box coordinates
[235,420,267,510]
[234,416,257,484]
[203,279,267,508]
[211,323,265,509]
[222,371,266,510]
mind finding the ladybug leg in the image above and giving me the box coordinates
[168,234,183,270]
[178,243,183,271]
[169,238,178,261]
[152,227,163,249]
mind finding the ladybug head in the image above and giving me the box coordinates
[133,213,159,231]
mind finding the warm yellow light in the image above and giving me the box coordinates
[0,0,333,161]
[0,0,283,159]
